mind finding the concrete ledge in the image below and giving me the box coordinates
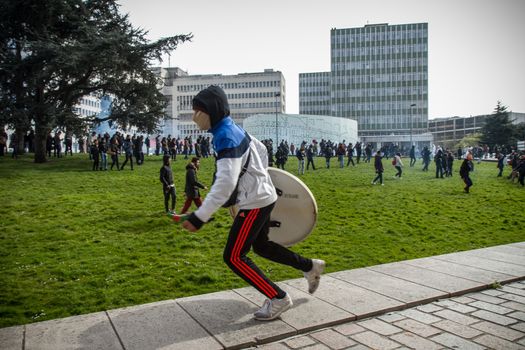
[1,242,524,350]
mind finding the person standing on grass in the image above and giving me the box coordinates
[393,152,403,178]
[409,145,416,167]
[296,145,305,175]
[306,144,316,170]
[515,154,525,186]
[336,143,345,168]
[160,155,176,214]
[355,142,362,164]
[91,139,100,171]
[180,157,207,214]
[496,152,505,177]
[324,143,333,168]
[372,150,384,185]
[421,146,431,171]
[446,151,454,177]
[120,135,134,170]
[365,143,372,163]
[346,143,355,167]
[459,153,474,193]
[181,85,325,321]
[99,138,108,171]
[54,131,62,158]
[275,145,286,170]
[64,132,73,156]
[109,138,120,170]
[434,149,444,178]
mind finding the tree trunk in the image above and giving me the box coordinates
[34,122,50,163]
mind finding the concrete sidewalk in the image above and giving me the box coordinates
[1,242,524,350]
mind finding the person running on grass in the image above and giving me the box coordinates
[180,157,207,214]
[459,152,474,193]
[180,85,325,321]
[372,150,384,185]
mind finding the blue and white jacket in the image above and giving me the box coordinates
[190,117,277,227]
[188,85,276,228]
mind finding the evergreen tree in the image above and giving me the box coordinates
[480,101,515,149]
[0,0,192,162]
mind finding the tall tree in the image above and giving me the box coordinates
[480,101,515,148]
[0,0,192,162]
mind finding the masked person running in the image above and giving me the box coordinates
[181,86,325,321]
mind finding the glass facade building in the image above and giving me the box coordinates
[299,72,331,116]
[244,113,358,148]
[300,23,430,147]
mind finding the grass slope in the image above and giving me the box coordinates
[0,154,523,327]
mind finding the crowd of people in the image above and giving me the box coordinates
[2,127,524,191]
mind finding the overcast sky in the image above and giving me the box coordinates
[120,0,524,119]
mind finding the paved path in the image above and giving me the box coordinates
[1,242,524,350]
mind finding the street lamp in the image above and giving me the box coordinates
[275,92,281,145]
[409,103,416,147]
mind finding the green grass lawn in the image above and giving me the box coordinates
[0,153,524,327]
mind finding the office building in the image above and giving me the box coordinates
[429,112,525,147]
[300,22,431,148]
[156,68,285,139]
[299,72,331,116]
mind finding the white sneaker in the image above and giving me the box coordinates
[254,293,293,321]
[304,259,325,294]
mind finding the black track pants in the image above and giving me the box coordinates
[223,202,312,299]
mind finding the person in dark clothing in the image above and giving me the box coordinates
[434,149,444,178]
[446,151,454,177]
[180,157,207,214]
[109,139,120,170]
[421,146,431,171]
[355,142,362,164]
[459,153,474,193]
[91,140,100,171]
[306,145,316,170]
[145,136,150,156]
[324,144,333,168]
[364,144,372,163]
[160,155,176,213]
[409,145,416,167]
[10,133,18,159]
[155,135,161,156]
[496,152,505,177]
[54,132,62,158]
[120,135,134,170]
[45,132,53,157]
[372,151,384,185]
[346,143,355,167]
[275,146,286,170]
[64,132,73,156]
[133,135,141,165]
[515,154,525,186]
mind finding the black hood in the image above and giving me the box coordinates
[192,85,230,127]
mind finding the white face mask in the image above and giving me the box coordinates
[192,110,211,130]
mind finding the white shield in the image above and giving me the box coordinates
[229,168,318,247]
